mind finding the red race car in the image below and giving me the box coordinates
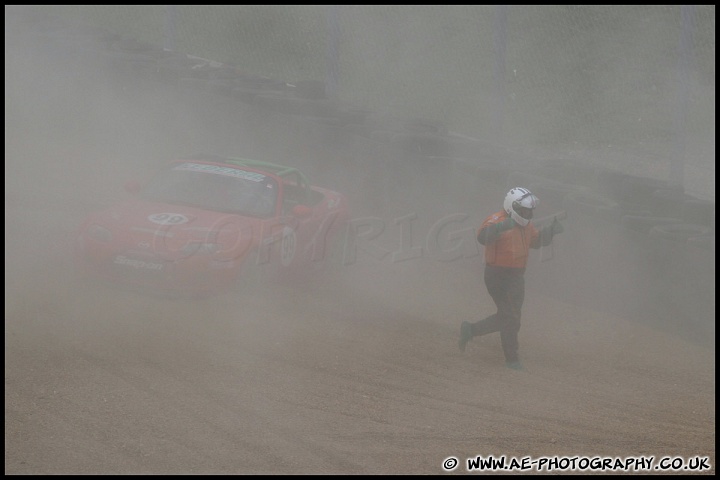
[74,154,351,296]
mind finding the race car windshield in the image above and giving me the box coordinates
[140,163,278,217]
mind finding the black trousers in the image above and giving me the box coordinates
[470,265,525,363]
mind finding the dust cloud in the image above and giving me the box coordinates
[5,6,714,475]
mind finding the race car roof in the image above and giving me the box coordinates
[186,153,310,190]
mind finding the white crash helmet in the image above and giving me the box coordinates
[504,187,539,226]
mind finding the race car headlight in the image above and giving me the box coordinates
[182,242,222,255]
[87,224,112,242]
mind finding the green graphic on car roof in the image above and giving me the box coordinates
[175,162,268,182]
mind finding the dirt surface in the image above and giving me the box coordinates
[5,16,715,475]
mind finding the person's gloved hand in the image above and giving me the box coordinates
[551,217,564,235]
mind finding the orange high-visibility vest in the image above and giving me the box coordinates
[478,210,539,269]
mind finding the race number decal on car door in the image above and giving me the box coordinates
[280,226,296,266]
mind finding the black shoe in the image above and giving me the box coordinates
[505,360,525,371]
[458,321,472,352]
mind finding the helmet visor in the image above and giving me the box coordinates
[513,192,538,220]
[513,204,534,220]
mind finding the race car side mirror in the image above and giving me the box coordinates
[291,204,312,218]
[124,180,142,193]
